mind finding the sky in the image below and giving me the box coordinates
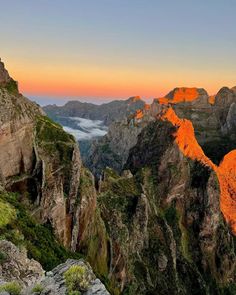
[1,0,236,104]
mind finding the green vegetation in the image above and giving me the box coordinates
[31,284,44,294]
[103,167,120,180]
[0,191,81,270]
[79,168,94,190]
[0,282,22,295]
[68,291,81,295]
[36,115,74,163]
[0,199,16,227]
[2,79,19,95]
[64,265,89,294]
[36,115,74,143]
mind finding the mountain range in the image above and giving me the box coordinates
[0,58,236,294]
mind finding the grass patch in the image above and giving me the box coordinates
[36,116,74,144]
[0,200,16,227]
[31,283,44,294]
[64,265,89,293]
[0,282,22,295]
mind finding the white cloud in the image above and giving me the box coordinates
[63,117,108,141]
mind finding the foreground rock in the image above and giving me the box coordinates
[0,240,109,295]
[30,259,110,295]
[0,240,44,287]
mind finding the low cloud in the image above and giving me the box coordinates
[63,117,108,141]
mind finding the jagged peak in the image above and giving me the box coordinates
[232,86,236,93]
[0,58,11,85]
[0,58,18,94]
[215,86,235,97]
[214,86,236,106]
[127,96,142,103]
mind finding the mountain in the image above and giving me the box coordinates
[43,97,146,160]
[0,59,236,294]
[43,96,145,126]
[86,86,236,176]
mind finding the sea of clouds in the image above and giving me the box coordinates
[62,117,108,141]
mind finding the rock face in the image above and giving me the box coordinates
[0,240,44,287]
[0,59,11,85]
[0,59,97,255]
[0,83,80,247]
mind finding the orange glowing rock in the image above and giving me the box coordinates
[218,151,236,234]
[158,97,169,105]
[144,103,151,110]
[161,108,215,169]
[158,87,200,105]
[209,95,216,105]
[135,109,144,120]
[161,107,236,235]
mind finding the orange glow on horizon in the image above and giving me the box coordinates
[4,58,233,100]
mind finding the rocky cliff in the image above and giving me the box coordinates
[94,109,236,294]
[0,59,111,293]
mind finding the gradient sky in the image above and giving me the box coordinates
[1,0,236,102]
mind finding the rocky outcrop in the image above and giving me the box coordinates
[0,240,44,287]
[0,241,109,295]
[157,87,209,105]
[32,259,110,295]
[0,59,11,85]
